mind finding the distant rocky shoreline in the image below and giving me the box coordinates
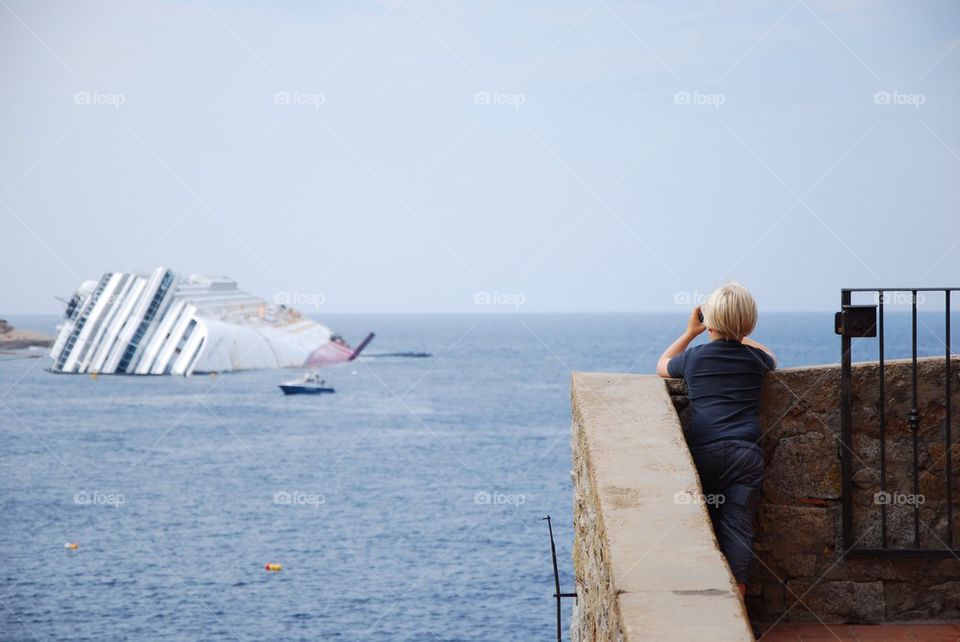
[0,319,54,350]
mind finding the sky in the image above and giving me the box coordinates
[1,0,958,314]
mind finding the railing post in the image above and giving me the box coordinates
[910,290,921,548]
[878,290,887,548]
[840,289,853,551]
[946,290,953,549]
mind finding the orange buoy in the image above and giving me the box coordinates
[264,563,282,572]
[64,542,79,550]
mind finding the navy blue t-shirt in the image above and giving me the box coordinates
[667,339,775,450]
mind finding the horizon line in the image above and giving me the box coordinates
[5,308,957,317]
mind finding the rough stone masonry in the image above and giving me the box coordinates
[669,357,960,624]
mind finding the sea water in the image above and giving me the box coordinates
[0,312,954,641]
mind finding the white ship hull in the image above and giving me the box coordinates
[49,267,349,376]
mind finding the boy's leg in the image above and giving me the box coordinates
[691,445,725,533]
[715,444,764,588]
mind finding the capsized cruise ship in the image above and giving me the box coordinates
[49,267,372,375]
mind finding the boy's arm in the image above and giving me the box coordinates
[656,306,706,377]
[741,336,777,369]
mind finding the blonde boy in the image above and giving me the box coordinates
[657,283,776,596]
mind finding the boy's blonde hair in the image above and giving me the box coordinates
[703,282,758,340]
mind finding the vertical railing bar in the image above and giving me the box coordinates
[910,289,921,548]
[946,290,953,549]
[879,290,887,548]
[840,289,854,550]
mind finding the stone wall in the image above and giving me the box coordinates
[571,372,753,641]
[668,357,960,624]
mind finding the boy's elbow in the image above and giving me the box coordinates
[656,358,672,378]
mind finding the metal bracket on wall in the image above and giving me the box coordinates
[834,304,877,338]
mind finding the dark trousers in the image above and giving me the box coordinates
[691,440,764,584]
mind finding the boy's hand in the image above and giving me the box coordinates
[657,306,706,377]
[687,306,706,337]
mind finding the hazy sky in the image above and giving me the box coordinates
[2,0,958,314]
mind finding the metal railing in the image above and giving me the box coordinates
[543,516,576,641]
[836,287,958,557]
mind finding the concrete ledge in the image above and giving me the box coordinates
[571,372,752,641]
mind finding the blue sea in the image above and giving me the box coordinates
[1,312,955,641]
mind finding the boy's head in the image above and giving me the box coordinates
[703,282,758,341]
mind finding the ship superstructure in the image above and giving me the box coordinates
[49,267,361,375]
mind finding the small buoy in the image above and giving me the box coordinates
[64,542,79,550]
[264,563,282,572]
[90,372,98,380]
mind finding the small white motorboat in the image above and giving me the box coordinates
[278,370,335,395]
